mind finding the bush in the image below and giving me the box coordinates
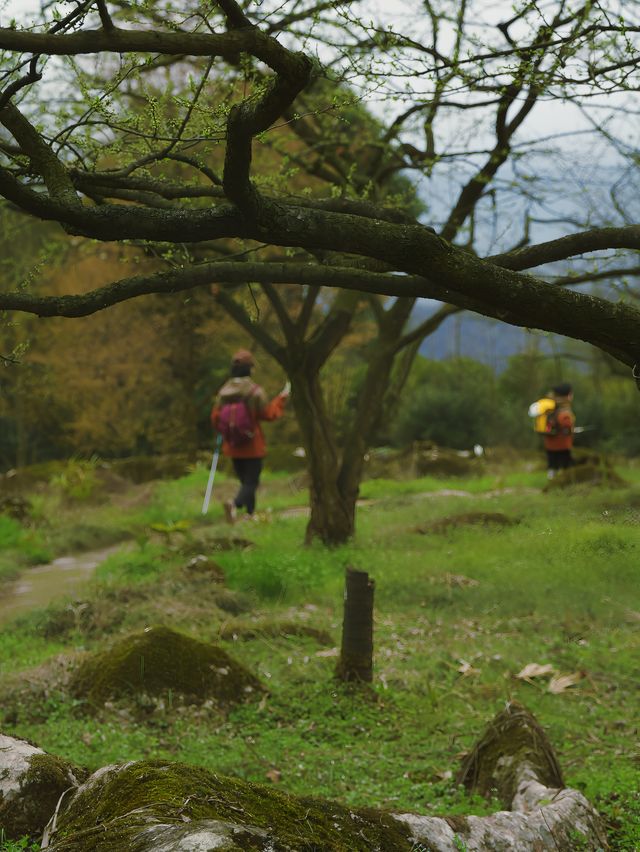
[392,358,497,449]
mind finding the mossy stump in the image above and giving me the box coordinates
[68,625,263,709]
[457,700,564,806]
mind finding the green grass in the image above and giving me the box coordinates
[0,461,638,848]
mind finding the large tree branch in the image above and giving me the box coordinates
[0,27,304,76]
[2,250,640,366]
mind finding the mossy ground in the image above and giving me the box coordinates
[0,458,639,849]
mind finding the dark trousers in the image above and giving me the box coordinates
[232,457,263,515]
[546,449,574,470]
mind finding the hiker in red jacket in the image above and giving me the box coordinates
[211,349,288,522]
[544,382,576,479]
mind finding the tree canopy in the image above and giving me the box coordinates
[0,0,639,367]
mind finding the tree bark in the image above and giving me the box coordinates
[335,567,375,682]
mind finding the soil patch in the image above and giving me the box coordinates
[68,625,263,709]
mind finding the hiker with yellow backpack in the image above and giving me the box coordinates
[528,383,576,479]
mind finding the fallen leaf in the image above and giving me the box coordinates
[265,768,282,783]
[315,647,339,658]
[516,663,555,681]
[457,659,480,677]
[548,671,584,694]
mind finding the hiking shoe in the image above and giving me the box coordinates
[224,500,237,524]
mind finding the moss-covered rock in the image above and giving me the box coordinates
[416,512,517,534]
[0,733,85,840]
[68,626,263,710]
[47,759,413,851]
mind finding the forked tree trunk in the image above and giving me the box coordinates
[335,567,375,682]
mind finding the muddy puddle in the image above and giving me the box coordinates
[0,545,122,627]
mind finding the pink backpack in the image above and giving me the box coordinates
[217,389,257,447]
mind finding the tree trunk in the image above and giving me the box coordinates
[335,567,375,682]
[289,366,354,545]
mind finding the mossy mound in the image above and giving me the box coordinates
[108,454,194,483]
[219,618,333,645]
[209,535,255,551]
[416,511,517,534]
[413,441,484,478]
[0,734,85,841]
[212,588,254,615]
[0,495,32,521]
[68,626,263,709]
[545,463,628,491]
[47,759,412,851]
[182,554,226,582]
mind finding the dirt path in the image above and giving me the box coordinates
[0,545,123,627]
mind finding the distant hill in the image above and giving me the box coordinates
[413,301,555,369]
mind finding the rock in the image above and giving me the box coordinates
[68,625,263,710]
[0,733,84,841]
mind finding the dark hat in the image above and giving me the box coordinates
[553,382,572,397]
[232,349,255,367]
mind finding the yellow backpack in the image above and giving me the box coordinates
[528,398,556,434]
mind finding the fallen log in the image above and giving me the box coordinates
[1,702,609,850]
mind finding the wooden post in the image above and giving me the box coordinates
[335,566,374,682]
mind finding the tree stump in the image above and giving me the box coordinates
[335,566,375,682]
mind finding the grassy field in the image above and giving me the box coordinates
[0,457,638,849]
